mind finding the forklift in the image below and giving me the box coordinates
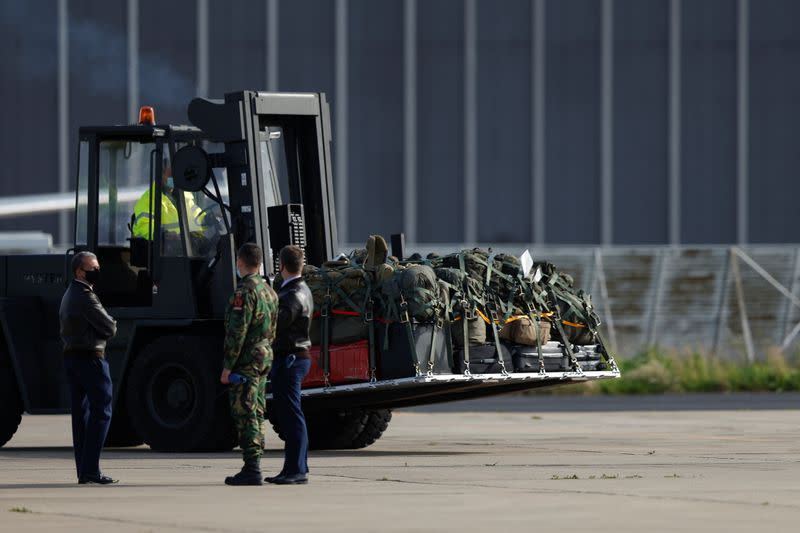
[0,91,618,452]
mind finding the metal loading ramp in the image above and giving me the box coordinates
[290,370,620,411]
[273,340,621,411]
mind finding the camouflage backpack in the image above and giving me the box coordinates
[301,261,375,345]
[435,249,492,285]
[535,261,600,346]
[378,264,444,323]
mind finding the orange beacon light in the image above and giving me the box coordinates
[138,106,155,125]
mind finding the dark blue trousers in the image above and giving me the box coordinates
[270,355,311,476]
[63,357,113,479]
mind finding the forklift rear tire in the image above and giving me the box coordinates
[270,408,392,450]
[0,364,23,448]
[126,335,236,452]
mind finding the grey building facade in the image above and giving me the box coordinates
[1,0,798,248]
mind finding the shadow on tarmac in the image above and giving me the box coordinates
[405,392,800,413]
[0,483,229,490]
[0,447,479,458]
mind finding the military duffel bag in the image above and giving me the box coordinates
[484,253,529,320]
[499,316,551,346]
[303,261,375,344]
[536,262,601,346]
[435,248,492,285]
[305,262,372,312]
[379,264,444,323]
[434,267,486,347]
[551,308,599,346]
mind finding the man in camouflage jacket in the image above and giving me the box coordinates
[221,243,278,486]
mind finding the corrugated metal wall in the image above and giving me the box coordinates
[1,0,799,248]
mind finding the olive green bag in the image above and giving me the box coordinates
[302,261,373,344]
[379,264,443,323]
[535,261,600,346]
[499,316,551,346]
[434,267,486,347]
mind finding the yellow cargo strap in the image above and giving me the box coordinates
[473,309,554,326]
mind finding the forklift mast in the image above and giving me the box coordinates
[187,91,338,273]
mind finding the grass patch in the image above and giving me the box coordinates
[534,346,800,395]
[9,507,32,513]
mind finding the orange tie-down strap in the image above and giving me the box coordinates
[453,309,579,327]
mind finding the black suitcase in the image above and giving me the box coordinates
[378,322,449,379]
[512,343,606,373]
[511,345,570,373]
[453,343,513,374]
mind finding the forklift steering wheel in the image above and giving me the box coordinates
[194,203,223,229]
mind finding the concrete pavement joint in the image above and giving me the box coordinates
[313,472,800,511]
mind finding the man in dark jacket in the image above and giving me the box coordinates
[265,245,313,485]
[59,251,118,484]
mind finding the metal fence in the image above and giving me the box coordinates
[344,243,800,360]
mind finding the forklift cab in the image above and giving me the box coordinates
[73,92,338,319]
[73,118,231,313]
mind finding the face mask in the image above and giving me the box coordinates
[165,177,175,190]
[83,268,100,284]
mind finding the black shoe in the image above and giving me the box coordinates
[225,462,263,486]
[264,475,283,484]
[78,475,118,485]
[270,474,308,485]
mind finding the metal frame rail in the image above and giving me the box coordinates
[269,370,620,411]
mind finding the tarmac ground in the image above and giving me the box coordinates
[1,394,798,532]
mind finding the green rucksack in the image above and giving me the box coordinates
[379,264,444,323]
[434,267,486,347]
[302,261,374,345]
[535,261,600,346]
[436,249,492,285]
[304,261,372,314]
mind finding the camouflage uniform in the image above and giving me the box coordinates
[224,273,278,462]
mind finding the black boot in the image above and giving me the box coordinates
[225,458,263,486]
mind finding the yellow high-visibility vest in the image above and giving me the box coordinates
[131,184,203,240]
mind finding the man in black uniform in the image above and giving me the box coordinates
[59,251,118,484]
[265,245,313,485]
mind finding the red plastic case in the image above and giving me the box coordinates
[302,340,371,387]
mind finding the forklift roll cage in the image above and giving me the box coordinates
[77,91,339,284]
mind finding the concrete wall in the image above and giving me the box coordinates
[1,0,799,247]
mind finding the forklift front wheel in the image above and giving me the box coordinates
[126,335,235,452]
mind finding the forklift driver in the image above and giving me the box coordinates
[131,159,206,253]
